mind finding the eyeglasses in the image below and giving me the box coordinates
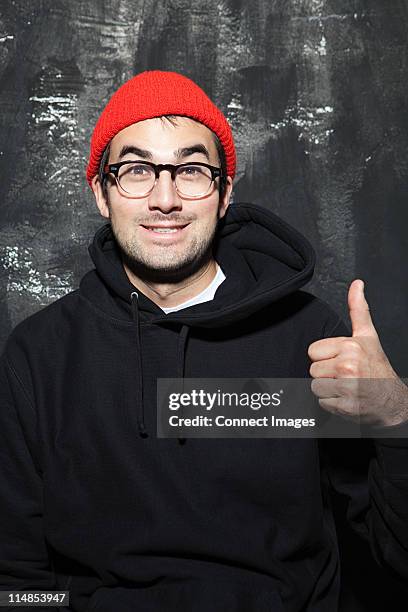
[103,160,223,199]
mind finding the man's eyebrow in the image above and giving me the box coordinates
[174,144,210,162]
[118,143,211,162]
[118,145,153,160]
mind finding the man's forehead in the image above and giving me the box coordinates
[110,116,216,150]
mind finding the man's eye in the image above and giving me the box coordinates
[180,166,201,175]
[129,165,148,175]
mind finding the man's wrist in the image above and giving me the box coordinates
[380,376,408,427]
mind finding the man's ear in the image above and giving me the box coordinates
[218,176,233,220]
[91,175,110,219]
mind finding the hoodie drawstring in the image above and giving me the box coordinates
[176,325,190,446]
[131,291,148,438]
[131,291,190,445]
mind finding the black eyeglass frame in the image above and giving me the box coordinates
[103,160,223,198]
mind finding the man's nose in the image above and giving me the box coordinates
[147,170,182,213]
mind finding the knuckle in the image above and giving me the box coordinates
[337,360,359,377]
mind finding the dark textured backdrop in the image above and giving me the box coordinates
[0,1,407,609]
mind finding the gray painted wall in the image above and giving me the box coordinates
[0,2,407,608]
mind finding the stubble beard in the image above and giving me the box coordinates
[108,202,220,285]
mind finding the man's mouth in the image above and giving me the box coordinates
[140,224,190,234]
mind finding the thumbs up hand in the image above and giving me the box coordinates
[308,280,408,427]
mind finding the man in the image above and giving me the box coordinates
[0,70,407,612]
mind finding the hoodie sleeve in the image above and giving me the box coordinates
[0,348,60,611]
[319,315,408,582]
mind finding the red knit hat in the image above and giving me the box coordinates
[86,70,236,187]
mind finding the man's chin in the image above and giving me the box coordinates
[120,248,212,285]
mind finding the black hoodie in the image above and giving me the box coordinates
[1,203,407,612]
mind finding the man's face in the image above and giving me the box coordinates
[92,116,232,283]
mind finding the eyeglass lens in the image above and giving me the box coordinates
[117,163,214,197]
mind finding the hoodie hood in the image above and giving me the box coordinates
[85,202,316,327]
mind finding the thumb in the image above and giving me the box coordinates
[348,279,377,337]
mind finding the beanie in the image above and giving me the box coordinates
[86,70,236,187]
